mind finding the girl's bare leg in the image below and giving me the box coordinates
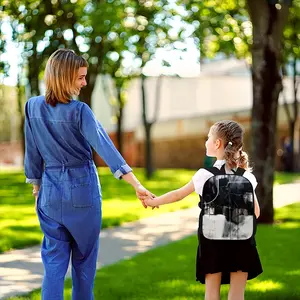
[228,271,248,300]
[205,272,222,300]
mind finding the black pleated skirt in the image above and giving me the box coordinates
[196,234,263,284]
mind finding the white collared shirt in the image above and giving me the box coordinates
[192,159,258,196]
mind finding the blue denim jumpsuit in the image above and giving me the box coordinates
[24,96,132,299]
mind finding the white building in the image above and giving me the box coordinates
[92,58,297,141]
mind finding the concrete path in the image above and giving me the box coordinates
[1,182,299,299]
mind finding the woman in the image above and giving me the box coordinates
[24,48,153,299]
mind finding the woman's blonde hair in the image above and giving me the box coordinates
[45,49,88,106]
[211,120,251,171]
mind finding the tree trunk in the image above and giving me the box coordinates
[292,57,299,171]
[116,86,124,155]
[17,86,25,163]
[141,74,154,179]
[79,47,104,107]
[297,118,300,171]
[145,122,153,179]
[79,72,96,107]
[27,55,41,96]
[289,121,296,171]
[248,1,289,223]
[79,39,105,107]
[284,58,300,172]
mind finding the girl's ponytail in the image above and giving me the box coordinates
[238,150,252,171]
[212,120,253,172]
[224,143,238,170]
[224,147,251,171]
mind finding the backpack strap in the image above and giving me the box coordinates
[204,164,227,175]
[204,164,245,175]
[203,167,223,176]
[206,164,246,176]
[220,164,226,174]
[233,167,246,176]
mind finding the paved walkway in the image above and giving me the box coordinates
[1,182,299,299]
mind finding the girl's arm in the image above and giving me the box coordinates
[145,181,195,207]
[254,193,260,219]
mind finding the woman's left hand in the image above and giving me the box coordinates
[135,185,158,209]
[35,195,38,211]
[144,196,158,208]
[32,185,39,211]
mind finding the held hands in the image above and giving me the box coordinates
[135,185,159,209]
[143,195,158,208]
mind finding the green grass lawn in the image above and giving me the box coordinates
[274,172,300,185]
[7,203,300,300]
[1,168,300,254]
[0,168,197,253]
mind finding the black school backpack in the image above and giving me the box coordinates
[199,164,255,240]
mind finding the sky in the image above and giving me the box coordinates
[1,21,21,86]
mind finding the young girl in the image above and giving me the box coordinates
[144,120,262,300]
[24,49,154,299]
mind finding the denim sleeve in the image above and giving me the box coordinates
[24,101,43,185]
[79,103,132,179]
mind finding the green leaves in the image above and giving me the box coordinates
[282,0,300,62]
[181,0,251,61]
[2,0,180,102]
